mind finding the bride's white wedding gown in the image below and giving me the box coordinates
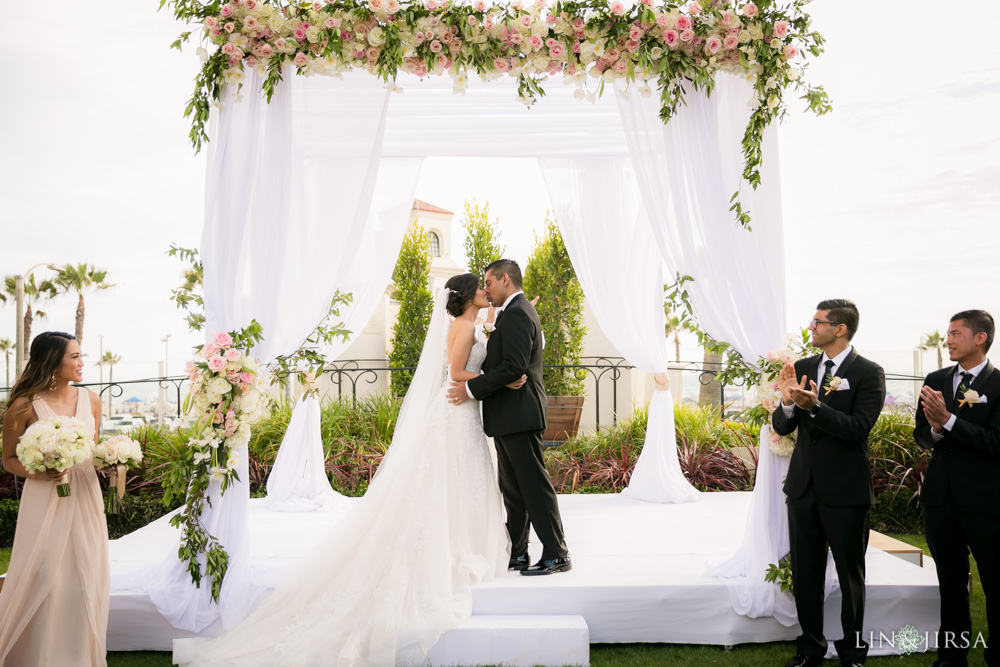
[174,329,509,666]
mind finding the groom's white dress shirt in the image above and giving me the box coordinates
[465,291,524,399]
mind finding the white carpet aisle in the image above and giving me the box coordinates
[107,493,939,660]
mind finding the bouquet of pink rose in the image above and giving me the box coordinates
[17,415,95,497]
[93,435,144,513]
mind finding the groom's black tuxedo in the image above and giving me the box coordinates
[916,361,1000,666]
[468,293,546,437]
[772,348,885,663]
[468,292,568,560]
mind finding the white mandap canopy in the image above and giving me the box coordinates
[145,67,798,632]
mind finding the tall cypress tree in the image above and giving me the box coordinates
[388,221,434,396]
[461,199,504,283]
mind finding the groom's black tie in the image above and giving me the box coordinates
[955,371,974,409]
[494,308,505,328]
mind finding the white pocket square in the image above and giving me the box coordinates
[836,378,850,391]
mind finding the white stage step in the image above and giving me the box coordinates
[427,615,589,667]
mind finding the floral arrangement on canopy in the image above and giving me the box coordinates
[167,0,829,227]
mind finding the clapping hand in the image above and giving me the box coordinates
[919,385,950,432]
[777,363,798,406]
[788,374,819,411]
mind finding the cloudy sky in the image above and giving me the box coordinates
[1,0,998,389]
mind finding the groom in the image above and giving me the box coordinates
[446,259,571,576]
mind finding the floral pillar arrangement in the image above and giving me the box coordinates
[171,331,273,602]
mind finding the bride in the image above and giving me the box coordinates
[174,273,516,667]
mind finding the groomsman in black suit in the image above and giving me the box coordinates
[915,310,1000,667]
[773,299,886,667]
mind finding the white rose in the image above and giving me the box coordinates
[104,442,121,464]
[368,26,386,46]
[267,15,285,32]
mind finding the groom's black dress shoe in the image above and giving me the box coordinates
[508,554,530,571]
[521,555,572,576]
[784,655,823,667]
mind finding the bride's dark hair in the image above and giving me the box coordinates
[3,331,76,427]
[444,273,479,317]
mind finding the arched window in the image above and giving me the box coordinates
[427,231,441,257]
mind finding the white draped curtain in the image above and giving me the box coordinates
[539,157,699,504]
[146,69,405,632]
[616,74,792,620]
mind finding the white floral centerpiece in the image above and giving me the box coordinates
[17,416,95,497]
[94,435,144,513]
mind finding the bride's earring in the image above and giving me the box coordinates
[49,373,57,391]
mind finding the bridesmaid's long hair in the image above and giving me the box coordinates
[3,331,76,427]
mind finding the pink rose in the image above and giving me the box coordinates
[208,356,227,373]
[213,410,224,424]
[676,15,691,30]
[294,27,307,41]
[520,15,533,29]
[529,34,543,50]
[774,20,789,39]
[222,41,237,55]
[430,39,443,52]
[205,17,219,29]
[688,1,701,16]
[679,28,694,42]
[719,11,733,27]
[244,55,259,68]
[386,0,400,13]
[549,43,566,58]
[200,342,219,358]
[275,37,287,49]
[244,16,259,31]
[704,34,722,54]
[572,40,581,53]
[510,32,523,44]
[293,51,308,67]
[609,1,626,16]
[663,29,678,46]
[425,0,438,9]
[545,37,557,48]
[231,0,243,7]
[240,372,255,384]
[467,15,477,25]
[220,5,233,17]
[436,52,449,66]
[742,3,758,18]
[782,44,798,60]
[572,18,584,30]
[493,57,510,71]
[330,17,342,28]
[184,360,196,373]
[224,22,236,33]
[224,348,242,362]
[214,331,233,348]
[629,27,642,41]
[625,39,639,51]
[324,17,336,29]
[370,0,384,11]
[723,33,738,49]
[606,46,620,60]
[473,0,486,10]
[613,59,627,73]
[245,0,256,8]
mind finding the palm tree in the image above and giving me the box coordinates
[53,264,113,347]
[2,274,57,347]
[97,350,122,417]
[0,339,13,388]
[919,331,946,369]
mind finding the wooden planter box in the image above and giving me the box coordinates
[542,396,584,444]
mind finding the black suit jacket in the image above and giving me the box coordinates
[772,349,886,507]
[915,361,1000,515]
[467,293,547,437]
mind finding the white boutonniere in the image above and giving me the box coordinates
[822,376,850,395]
[958,388,988,408]
[482,322,494,339]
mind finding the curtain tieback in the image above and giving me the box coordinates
[653,372,671,392]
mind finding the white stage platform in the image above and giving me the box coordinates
[108,493,940,661]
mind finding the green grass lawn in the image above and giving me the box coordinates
[2,538,987,666]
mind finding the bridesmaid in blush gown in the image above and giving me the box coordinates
[0,332,109,667]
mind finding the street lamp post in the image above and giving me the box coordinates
[14,263,58,378]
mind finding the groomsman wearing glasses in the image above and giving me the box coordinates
[773,299,886,667]
[915,310,999,667]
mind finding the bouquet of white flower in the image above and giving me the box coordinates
[16,415,95,497]
[93,435,144,513]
